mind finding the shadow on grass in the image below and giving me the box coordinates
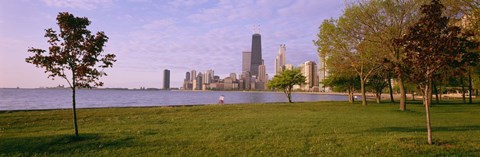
[369,125,480,132]
[0,134,134,156]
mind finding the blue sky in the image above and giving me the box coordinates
[0,0,344,88]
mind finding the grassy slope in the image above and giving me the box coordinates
[0,101,479,156]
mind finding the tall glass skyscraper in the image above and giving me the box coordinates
[163,69,170,89]
[250,33,262,76]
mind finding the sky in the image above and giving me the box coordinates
[0,0,344,89]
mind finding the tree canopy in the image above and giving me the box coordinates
[26,12,116,137]
[268,68,306,103]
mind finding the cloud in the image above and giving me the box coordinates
[168,0,209,8]
[278,0,343,17]
[42,0,114,10]
[141,18,176,30]
[112,0,343,80]
[21,0,345,88]
[186,0,276,24]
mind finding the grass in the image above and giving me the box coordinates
[0,101,479,156]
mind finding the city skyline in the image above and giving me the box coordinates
[0,0,344,88]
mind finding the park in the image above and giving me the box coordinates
[1,101,479,156]
[1,0,479,156]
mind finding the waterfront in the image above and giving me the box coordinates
[0,88,348,110]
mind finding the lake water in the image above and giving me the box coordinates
[0,88,348,110]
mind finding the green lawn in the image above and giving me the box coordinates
[1,101,479,156]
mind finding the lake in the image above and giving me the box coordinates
[0,88,348,110]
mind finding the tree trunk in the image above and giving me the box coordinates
[72,86,79,138]
[423,82,433,145]
[433,81,439,104]
[388,77,394,103]
[348,88,353,103]
[361,79,367,106]
[461,77,466,103]
[285,88,292,103]
[376,92,381,104]
[468,70,473,104]
[398,76,406,111]
[352,88,355,103]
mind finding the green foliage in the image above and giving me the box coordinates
[26,12,116,88]
[268,68,306,103]
[366,70,390,103]
[395,0,480,145]
[1,102,479,156]
[396,0,479,95]
[324,74,360,93]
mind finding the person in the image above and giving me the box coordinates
[218,95,225,105]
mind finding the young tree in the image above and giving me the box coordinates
[396,0,479,144]
[367,69,390,104]
[26,12,116,138]
[268,68,306,103]
[324,75,360,103]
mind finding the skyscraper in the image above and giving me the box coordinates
[242,51,251,73]
[204,69,214,84]
[194,72,203,90]
[183,72,191,90]
[300,61,319,91]
[190,70,196,82]
[275,44,286,75]
[163,69,170,89]
[185,72,190,81]
[250,33,262,76]
[258,61,267,83]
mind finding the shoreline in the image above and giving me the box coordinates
[0,100,351,112]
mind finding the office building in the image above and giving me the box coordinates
[183,72,191,90]
[318,55,330,92]
[242,71,251,90]
[275,44,286,75]
[242,51,251,72]
[230,73,237,81]
[300,61,319,92]
[194,72,203,90]
[190,70,197,82]
[185,72,190,82]
[284,64,294,70]
[163,69,170,89]
[258,63,267,83]
[204,69,214,84]
[250,33,262,76]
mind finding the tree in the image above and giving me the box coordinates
[316,16,383,106]
[26,12,116,138]
[316,1,425,107]
[268,68,306,103]
[367,68,390,104]
[351,0,425,110]
[395,0,479,144]
[324,74,360,103]
[320,33,361,103]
